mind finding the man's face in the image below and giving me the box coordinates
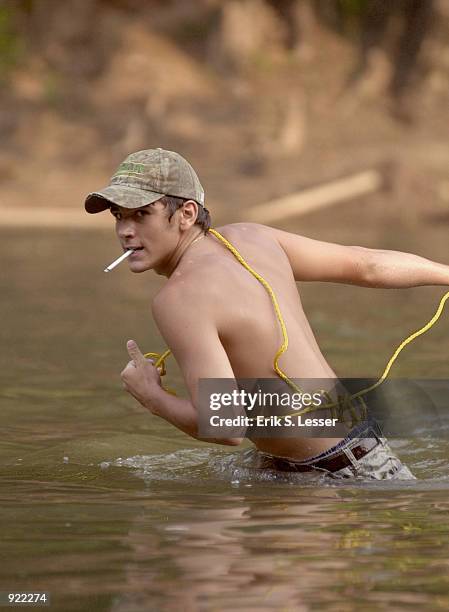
[110,201,178,274]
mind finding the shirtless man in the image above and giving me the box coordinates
[85,148,446,479]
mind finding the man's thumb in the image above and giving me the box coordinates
[126,339,145,366]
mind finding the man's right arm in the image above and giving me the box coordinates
[263,225,449,289]
[151,288,245,446]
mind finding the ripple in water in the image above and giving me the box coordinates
[100,448,331,485]
[99,438,449,488]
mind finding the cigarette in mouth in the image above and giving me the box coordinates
[104,249,134,273]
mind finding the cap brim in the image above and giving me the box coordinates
[84,185,164,214]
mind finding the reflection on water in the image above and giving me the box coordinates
[1,225,449,611]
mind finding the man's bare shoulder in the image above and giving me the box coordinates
[215,222,290,251]
[151,273,220,355]
[215,222,275,238]
[151,269,217,323]
[151,282,192,320]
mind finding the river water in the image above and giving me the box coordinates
[1,220,449,611]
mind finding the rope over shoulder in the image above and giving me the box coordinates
[145,228,449,409]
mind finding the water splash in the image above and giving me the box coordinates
[100,437,449,488]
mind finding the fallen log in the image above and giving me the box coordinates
[246,168,384,223]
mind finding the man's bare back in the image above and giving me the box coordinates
[154,222,361,460]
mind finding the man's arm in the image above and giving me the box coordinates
[150,289,244,446]
[352,248,449,288]
[263,225,449,288]
[121,341,203,440]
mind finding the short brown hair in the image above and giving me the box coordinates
[158,195,211,233]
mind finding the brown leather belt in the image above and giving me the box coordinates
[259,437,380,474]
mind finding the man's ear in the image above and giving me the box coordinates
[179,200,199,229]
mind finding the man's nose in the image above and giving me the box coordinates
[117,218,136,239]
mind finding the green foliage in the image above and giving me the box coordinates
[0,6,24,80]
[339,0,368,16]
[42,72,62,107]
[173,15,215,44]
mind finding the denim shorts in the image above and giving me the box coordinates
[258,420,416,481]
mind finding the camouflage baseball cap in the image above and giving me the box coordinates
[85,148,205,214]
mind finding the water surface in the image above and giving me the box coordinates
[1,222,449,611]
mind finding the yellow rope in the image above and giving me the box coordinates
[344,290,449,404]
[145,228,449,411]
[142,349,177,395]
[208,229,303,394]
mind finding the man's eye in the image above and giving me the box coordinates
[136,210,147,218]
[114,213,122,220]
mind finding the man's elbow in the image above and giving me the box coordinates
[205,436,244,446]
[194,430,244,446]
[224,437,244,446]
[350,246,378,287]
[361,248,392,288]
